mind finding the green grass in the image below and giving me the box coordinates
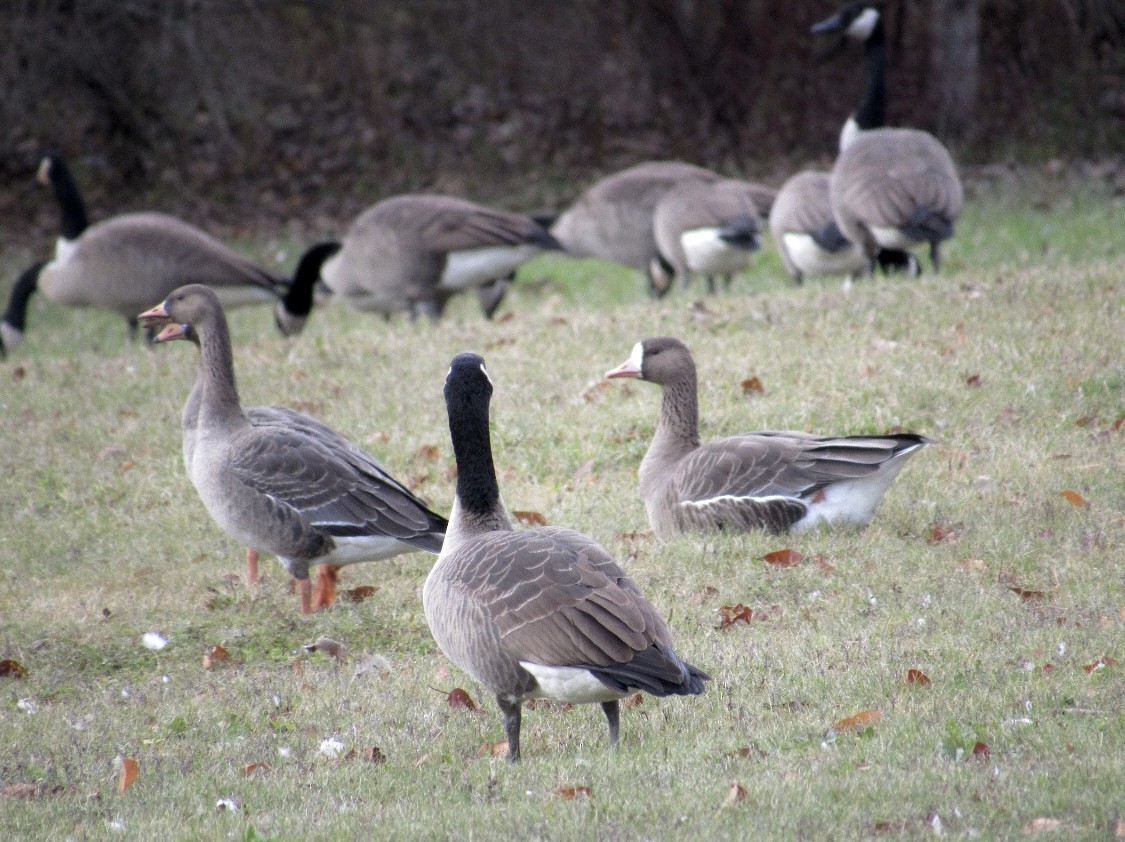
[1,179,1122,840]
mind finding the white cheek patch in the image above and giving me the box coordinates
[848,7,880,40]
[479,362,492,387]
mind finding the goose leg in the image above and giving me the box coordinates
[477,273,513,320]
[705,275,718,295]
[297,577,313,615]
[930,240,941,273]
[601,700,620,749]
[497,695,522,762]
[246,548,260,585]
[312,564,340,610]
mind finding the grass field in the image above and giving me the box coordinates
[0,175,1122,840]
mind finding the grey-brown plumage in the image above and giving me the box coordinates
[321,194,559,321]
[549,161,719,295]
[138,285,446,614]
[651,178,772,294]
[814,4,963,271]
[769,171,870,284]
[423,353,707,761]
[606,337,930,539]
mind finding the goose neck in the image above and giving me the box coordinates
[655,379,701,453]
[448,400,510,536]
[51,162,90,241]
[195,318,244,427]
[855,22,887,132]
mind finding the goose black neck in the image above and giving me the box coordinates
[445,364,501,518]
[3,261,45,332]
[48,158,90,240]
[282,241,340,317]
[855,20,886,130]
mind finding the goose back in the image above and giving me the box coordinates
[769,171,868,283]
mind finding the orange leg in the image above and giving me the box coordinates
[246,548,260,585]
[297,578,312,614]
[312,565,341,611]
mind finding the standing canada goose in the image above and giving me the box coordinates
[137,285,447,614]
[548,160,720,296]
[423,353,708,761]
[813,4,963,271]
[606,337,930,539]
[1,155,335,354]
[650,178,774,294]
[320,194,560,321]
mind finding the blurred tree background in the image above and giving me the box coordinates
[1,0,1121,241]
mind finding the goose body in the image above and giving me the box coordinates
[139,285,447,614]
[769,171,870,283]
[423,353,707,761]
[0,155,335,354]
[606,337,930,539]
[813,4,963,271]
[321,194,558,321]
[651,178,772,294]
[548,161,719,295]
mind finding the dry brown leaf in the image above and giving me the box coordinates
[415,444,441,461]
[342,585,379,603]
[718,604,755,630]
[957,558,986,572]
[971,741,990,759]
[906,669,931,686]
[965,373,983,387]
[242,763,270,776]
[763,548,802,568]
[11,365,26,383]
[722,782,748,808]
[1024,817,1062,833]
[581,381,613,402]
[513,510,548,526]
[1083,656,1117,673]
[1,783,40,798]
[0,659,29,679]
[741,376,765,396]
[690,585,719,604]
[1059,490,1088,507]
[117,758,139,795]
[833,709,882,732]
[203,644,232,670]
[1009,587,1048,603]
[553,785,592,800]
[928,521,960,544]
[621,693,644,710]
[363,746,387,764]
[814,554,835,576]
[724,747,767,760]
[447,687,478,711]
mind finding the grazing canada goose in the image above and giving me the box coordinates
[650,178,774,294]
[548,160,720,296]
[423,352,708,761]
[606,337,930,539]
[1,155,334,354]
[138,285,447,614]
[320,194,560,321]
[813,4,963,271]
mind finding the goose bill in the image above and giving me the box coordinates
[137,301,172,329]
[605,341,645,379]
[154,323,189,343]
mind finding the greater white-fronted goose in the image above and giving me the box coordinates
[0,155,333,355]
[138,285,447,614]
[320,194,559,321]
[423,352,708,761]
[813,4,963,271]
[650,178,773,294]
[547,160,720,296]
[606,337,930,539]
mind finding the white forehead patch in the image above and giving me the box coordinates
[629,341,644,370]
[848,7,880,40]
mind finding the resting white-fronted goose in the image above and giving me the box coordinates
[606,337,930,539]
[320,194,560,321]
[138,284,447,614]
[0,154,334,355]
[548,160,720,296]
[423,352,708,761]
[813,5,963,271]
[651,178,773,294]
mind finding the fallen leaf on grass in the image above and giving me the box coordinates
[446,687,478,711]
[342,585,379,603]
[581,381,613,402]
[242,763,270,776]
[971,741,990,759]
[722,782,747,808]
[1,783,41,798]
[965,373,983,387]
[763,548,802,568]
[344,746,387,764]
[724,746,767,760]
[1024,817,1062,833]
[690,585,719,604]
[0,659,29,679]
[814,554,835,575]
[1009,587,1049,603]
[622,693,644,710]
[1059,490,1088,507]
[741,376,765,396]
[476,741,509,758]
[303,637,346,661]
[415,444,441,461]
[833,709,882,732]
[906,669,931,686]
[1083,657,1117,673]
[553,785,592,800]
[513,510,548,526]
[928,521,960,544]
[203,645,232,670]
[718,604,755,630]
[117,758,139,795]
[11,365,26,383]
[957,558,986,572]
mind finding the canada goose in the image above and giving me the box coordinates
[651,178,774,294]
[138,285,447,614]
[548,161,720,296]
[423,352,708,761]
[1,155,334,354]
[606,337,930,539]
[813,4,963,271]
[320,194,560,321]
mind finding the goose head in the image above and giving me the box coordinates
[605,336,695,387]
[138,284,224,337]
[811,3,881,43]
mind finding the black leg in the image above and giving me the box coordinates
[497,695,522,762]
[931,240,942,273]
[601,700,620,750]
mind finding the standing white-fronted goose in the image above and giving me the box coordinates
[320,194,560,321]
[138,285,447,614]
[650,178,773,294]
[423,353,708,761]
[548,160,720,296]
[813,4,963,272]
[0,154,334,356]
[606,337,930,539]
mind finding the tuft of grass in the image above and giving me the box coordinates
[0,179,1121,839]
